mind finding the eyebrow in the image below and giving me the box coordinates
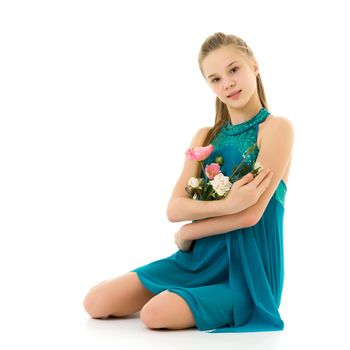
[207,61,238,79]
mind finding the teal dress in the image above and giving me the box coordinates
[130,107,287,333]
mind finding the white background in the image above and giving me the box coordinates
[1,0,349,349]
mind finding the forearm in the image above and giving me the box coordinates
[181,208,254,240]
[167,197,229,222]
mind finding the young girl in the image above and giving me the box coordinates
[83,32,294,333]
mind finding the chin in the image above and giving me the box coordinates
[227,98,246,107]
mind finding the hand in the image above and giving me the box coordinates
[174,226,193,252]
[223,168,274,214]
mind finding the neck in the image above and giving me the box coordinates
[227,92,263,125]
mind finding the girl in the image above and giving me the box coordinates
[83,32,294,333]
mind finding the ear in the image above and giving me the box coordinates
[253,63,259,76]
[251,57,259,76]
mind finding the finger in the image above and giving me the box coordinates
[256,170,274,193]
[240,172,254,184]
[234,172,254,188]
[251,168,271,186]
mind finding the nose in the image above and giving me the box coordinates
[224,79,236,90]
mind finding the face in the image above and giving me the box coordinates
[202,45,259,107]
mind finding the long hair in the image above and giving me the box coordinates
[198,32,269,147]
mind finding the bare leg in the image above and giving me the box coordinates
[140,290,196,330]
[83,272,157,319]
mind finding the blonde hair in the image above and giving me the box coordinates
[198,32,269,147]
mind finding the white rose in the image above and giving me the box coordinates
[188,176,200,188]
[253,161,263,174]
[210,173,232,196]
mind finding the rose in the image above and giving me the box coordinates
[185,144,214,161]
[188,176,200,188]
[209,173,232,196]
[205,163,221,180]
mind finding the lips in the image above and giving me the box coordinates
[227,90,241,98]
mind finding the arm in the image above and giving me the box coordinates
[181,207,255,241]
[167,196,230,222]
[168,169,267,222]
[181,116,294,240]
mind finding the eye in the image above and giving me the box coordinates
[211,67,238,83]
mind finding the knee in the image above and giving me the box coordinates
[140,303,162,329]
[83,286,108,319]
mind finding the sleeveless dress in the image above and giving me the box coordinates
[129,107,287,333]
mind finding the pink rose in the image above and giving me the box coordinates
[185,144,214,161]
[205,163,221,180]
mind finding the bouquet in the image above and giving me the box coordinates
[184,143,263,201]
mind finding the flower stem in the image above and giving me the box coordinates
[201,161,208,180]
[229,143,257,181]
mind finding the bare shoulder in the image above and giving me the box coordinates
[263,115,294,137]
[190,126,212,147]
[198,125,212,136]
